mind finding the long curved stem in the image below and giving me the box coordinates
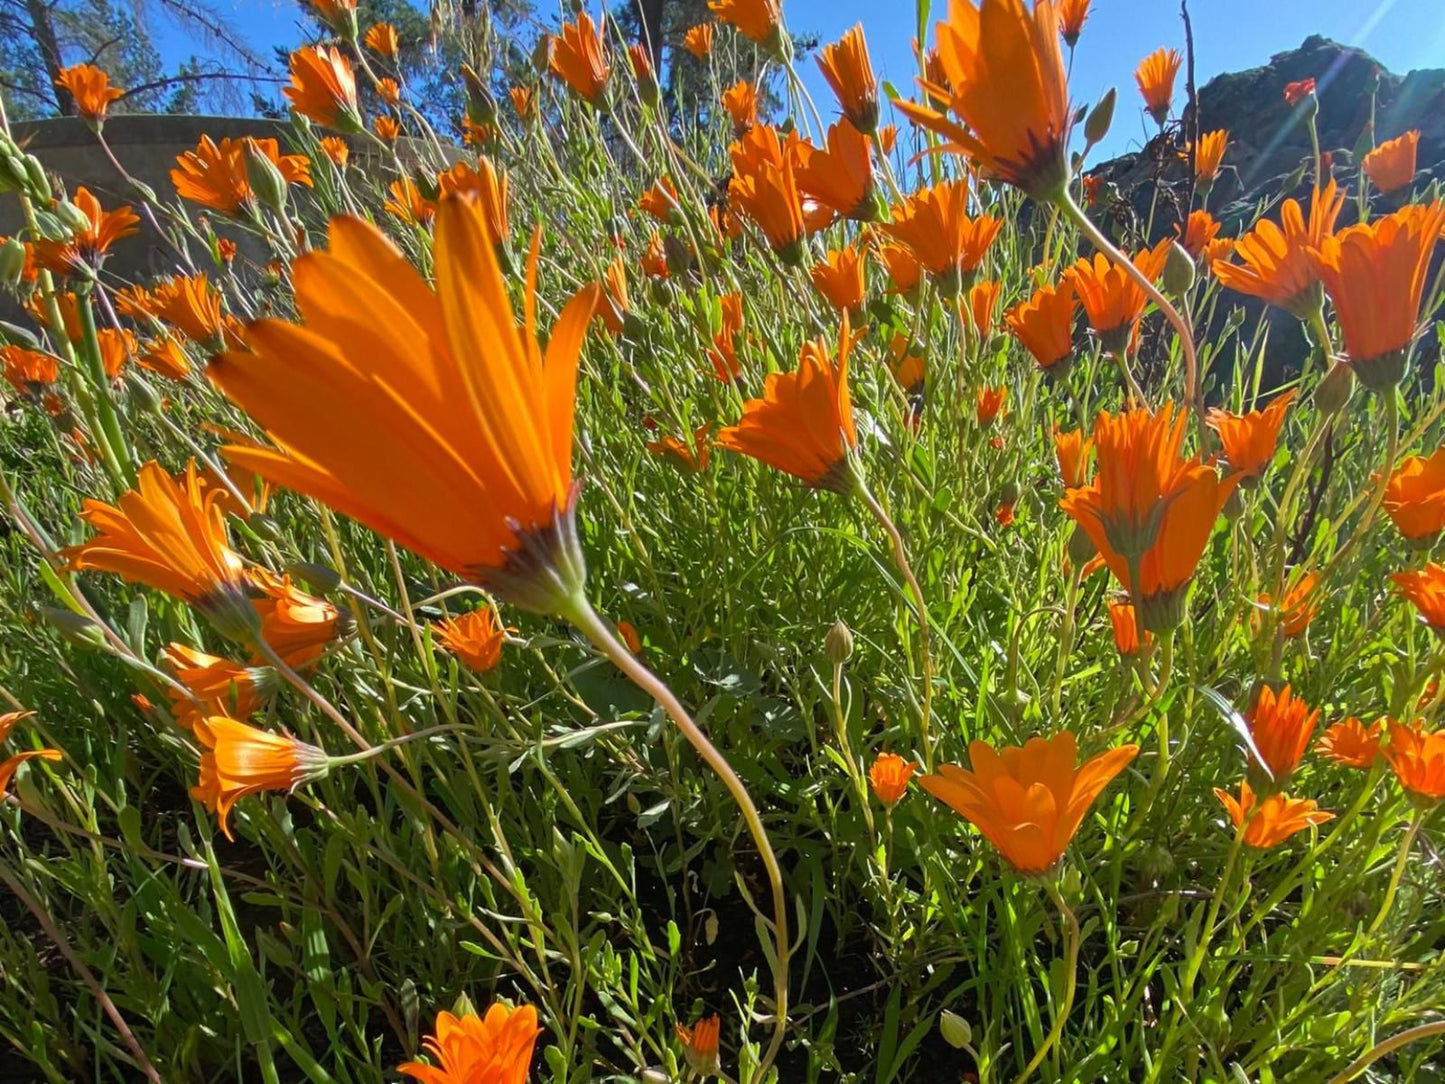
[1365,810,1423,940]
[1326,1020,1445,1084]
[559,595,790,1078]
[1012,880,1079,1084]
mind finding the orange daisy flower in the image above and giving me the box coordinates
[96,327,135,379]
[283,46,360,131]
[817,24,879,133]
[897,0,1072,200]
[682,24,715,59]
[1053,427,1092,489]
[1362,130,1419,195]
[2,345,60,395]
[1134,47,1181,126]
[1060,403,1236,631]
[721,80,759,134]
[249,571,341,668]
[376,78,402,107]
[795,121,877,222]
[1383,448,1445,540]
[1205,389,1295,482]
[191,716,329,839]
[550,11,611,107]
[878,242,923,295]
[1066,240,1170,355]
[1316,717,1383,769]
[1056,0,1090,47]
[364,22,400,57]
[1310,201,1445,391]
[675,1014,722,1075]
[436,159,510,244]
[716,315,859,493]
[54,64,123,125]
[638,175,681,222]
[0,712,61,796]
[1246,684,1318,786]
[1214,782,1333,848]
[641,232,670,279]
[1108,598,1149,656]
[709,0,782,49]
[1006,282,1076,373]
[963,279,1001,339]
[374,115,401,142]
[1213,181,1345,319]
[384,177,435,225]
[510,86,536,121]
[1283,78,1315,106]
[1176,209,1221,259]
[433,607,508,673]
[810,246,867,315]
[30,186,138,275]
[308,0,356,34]
[1382,720,1445,804]
[211,198,600,614]
[319,135,350,168]
[920,731,1138,874]
[883,180,1001,290]
[149,274,231,346]
[647,425,712,473]
[1256,568,1320,639]
[728,126,807,257]
[868,752,915,806]
[1194,129,1228,189]
[171,135,312,217]
[976,385,1007,427]
[401,1003,541,1084]
[160,643,275,731]
[1392,562,1445,631]
[597,256,631,337]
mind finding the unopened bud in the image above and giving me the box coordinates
[1223,487,1244,522]
[998,480,1020,507]
[824,620,854,665]
[0,237,27,287]
[1315,361,1354,416]
[1067,524,1096,565]
[243,139,289,214]
[24,156,52,202]
[125,374,163,413]
[461,65,499,127]
[1060,865,1083,899]
[1084,88,1116,147]
[128,179,158,204]
[1162,242,1196,295]
[939,1011,972,1049]
[0,320,40,349]
[54,199,93,235]
[287,561,341,593]
[40,606,108,649]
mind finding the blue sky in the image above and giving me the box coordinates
[159,0,1444,158]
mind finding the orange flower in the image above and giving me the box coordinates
[149,274,230,345]
[963,279,1001,339]
[1134,47,1181,126]
[64,460,248,610]
[364,22,400,57]
[1246,684,1318,786]
[31,186,138,275]
[898,0,1072,199]
[975,386,1007,427]
[810,246,867,315]
[1006,282,1076,372]
[728,126,807,256]
[401,1004,541,1084]
[436,159,510,244]
[211,199,600,614]
[1060,404,1235,631]
[308,0,356,33]
[1384,448,1445,540]
[171,135,312,216]
[638,175,680,222]
[160,643,274,731]
[1316,717,1383,769]
[374,115,401,142]
[1310,201,1445,391]
[1066,240,1170,355]
[0,712,61,796]
[597,256,631,337]
[646,425,712,473]
[1056,0,1090,47]
[97,327,135,379]
[884,180,1001,288]
[1213,181,1344,319]
[1392,562,1445,631]
[510,86,536,120]
[284,46,360,131]
[717,316,859,493]
[191,716,329,839]
[1176,210,1221,259]
[249,571,341,668]
[1214,782,1332,848]
[550,12,610,107]
[682,24,715,59]
[1053,427,1092,488]
[817,24,879,133]
[377,78,402,107]
[878,242,923,295]
[869,752,916,806]
[1382,720,1445,804]
[920,731,1137,874]
[434,607,508,673]
[319,135,350,168]
[709,0,782,48]
[1205,389,1294,482]
[888,334,926,404]
[1257,569,1320,638]
[2,345,60,395]
[721,80,759,134]
[705,292,746,380]
[1362,130,1418,195]
[1194,129,1228,188]
[54,64,123,125]
[795,121,877,222]
[615,620,642,654]
[1108,599,1149,656]
[384,177,435,225]
[675,1014,721,1075]
[641,232,670,279]
[1283,78,1315,106]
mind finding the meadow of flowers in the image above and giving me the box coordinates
[0,0,1442,1079]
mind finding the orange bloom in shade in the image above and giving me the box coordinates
[796,122,878,222]
[384,177,435,225]
[1214,182,1345,319]
[1392,563,1445,631]
[879,242,923,295]
[1066,240,1170,355]
[433,607,508,673]
[374,115,401,142]
[149,274,230,345]
[436,159,510,244]
[647,425,712,473]
[0,712,61,796]
[96,328,135,379]
[1214,783,1333,848]
[817,24,879,133]
[920,731,1137,875]
[550,12,611,107]
[401,1004,541,1084]
[884,181,1001,287]
[976,385,1007,426]
[284,46,360,131]
[1362,130,1419,195]
[641,232,670,279]
[728,126,807,256]
[1205,389,1294,481]
[709,0,782,47]
[811,246,867,315]
[319,135,350,168]
[963,279,1001,338]
[597,256,632,337]
[54,64,124,124]
[682,24,715,59]
[2,345,60,395]
[888,333,926,402]
[675,1014,721,1075]
[1006,282,1076,372]
[30,187,138,275]
[1134,47,1181,126]
[898,0,1072,200]
[1384,448,1445,540]
[211,198,600,614]
[1053,427,1092,488]
[705,292,746,380]
[1060,404,1236,631]
[509,86,536,121]
[65,460,248,608]
[717,316,859,493]
[616,620,642,654]
[377,78,402,107]
[721,80,759,134]
[1246,684,1319,785]
[1108,599,1149,656]
[160,643,274,730]
[1317,717,1384,769]
[364,22,400,57]
[638,175,680,221]
[172,136,312,217]
[1194,129,1228,187]
[1283,78,1315,106]
[1056,0,1090,47]
[1310,201,1445,391]
[1257,569,1320,638]
[1382,720,1445,803]
[250,571,341,668]
[869,752,916,806]
[191,716,328,840]
[1176,209,1221,259]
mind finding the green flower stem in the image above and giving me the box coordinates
[1182,831,1244,996]
[1012,879,1080,1084]
[1319,392,1399,586]
[1051,565,1083,721]
[1365,809,1424,940]
[832,659,875,836]
[1326,1020,1445,1084]
[74,288,134,485]
[1135,632,1175,821]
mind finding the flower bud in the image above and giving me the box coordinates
[23,155,52,202]
[938,1011,972,1049]
[1162,242,1196,295]
[1315,361,1354,416]
[243,139,290,214]
[128,179,158,204]
[40,606,108,649]
[54,199,93,235]
[0,237,27,287]
[288,561,342,592]
[1084,88,1116,147]
[1060,865,1083,900]
[1067,524,1096,566]
[824,619,854,665]
[0,320,40,349]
